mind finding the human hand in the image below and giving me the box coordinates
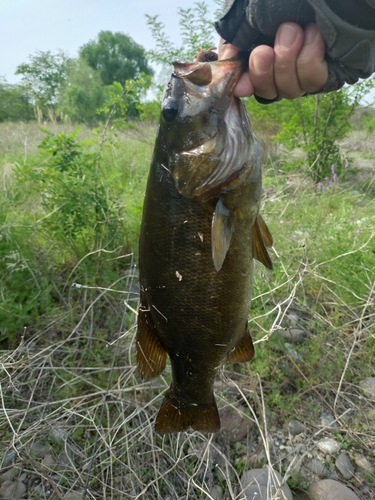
[219,22,328,100]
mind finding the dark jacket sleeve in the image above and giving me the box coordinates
[215,0,375,93]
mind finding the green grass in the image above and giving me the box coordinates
[0,120,374,499]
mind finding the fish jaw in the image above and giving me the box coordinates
[160,53,257,200]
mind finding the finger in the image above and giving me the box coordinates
[218,38,241,60]
[233,71,255,97]
[297,24,328,93]
[274,23,305,99]
[248,45,277,100]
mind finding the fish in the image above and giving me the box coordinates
[136,48,273,434]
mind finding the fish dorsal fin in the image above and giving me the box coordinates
[227,323,255,363]
[211,198,234,272]
[136,295,167,378]
[252,216,273,270]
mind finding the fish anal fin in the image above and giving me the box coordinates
[155,389,220,434]
[136,300,167,378]
[227,324,254,363]
[211,198,234,272]
[258,214,273,248]
[252,216,273,270]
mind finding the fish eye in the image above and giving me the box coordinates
[162,99,179,122]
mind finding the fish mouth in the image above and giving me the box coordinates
[172,51,248,107]
[169,52,255,200]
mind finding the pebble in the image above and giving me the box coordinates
[64,491,85,500]
[317,438,341,454]
[305,458,330,477]
[286,312,302,327]
[321,411,338,429]
[308,479,360,500]
[30,442,50,459]
[0,480,27,499]
[279,328,307,344]
[49,427,69,443]
[353,454,374,474]
[209,484,224,500]
[241,468,293,500]
[335,453,355,480]
[0,468,19,482]
[284,420,306,436]
[284,342,305,363]
[218,404,249,442]
[359,377,375,399]
[42,453,57,468]
[2,449,17,467]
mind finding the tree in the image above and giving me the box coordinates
[0,77,34,122]
[146,0,224,65]
[57,60,106,123]
[16,50,71,116]
[79,31,153,87]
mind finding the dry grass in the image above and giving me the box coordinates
[1,241,374,499]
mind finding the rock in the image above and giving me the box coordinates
[305,458,330,477]
[42,453,56,468]
[353,454,374,474]
[241,468,293,500]
[219,404,249,442]
[359,377,375,400]
[321,412,338,429]
[308,479,360,500]
[317,438,341,454]
[285,343,304,363]
[209,485,224,500]
[2,449,17,467]
[30,442,50,459]
[335,453,355,480]
[0,480,27,499]
[286,313,302,327]
[49,427,69,443]
[64,491,85,500]
[279,328,307,344]
[0,468,19,482]
[284,420,306,437]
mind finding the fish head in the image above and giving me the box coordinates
[160,51,258,200]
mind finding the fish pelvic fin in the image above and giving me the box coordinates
[136,299,167,378]
[211,198,234,272]
[252,215,273,270]
[227,323,255,363]
[155,389,220,434]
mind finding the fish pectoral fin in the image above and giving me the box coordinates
[252,215,273,270]
[155,389,220,434]
[136,299,167,378]
[227,323,254,363]
[211,198,234,272]
[258,214,273,247]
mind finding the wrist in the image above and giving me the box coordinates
[325,0,375,29]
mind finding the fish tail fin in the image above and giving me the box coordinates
[155,389,220,434]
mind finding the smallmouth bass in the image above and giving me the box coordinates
[136,49,273,433]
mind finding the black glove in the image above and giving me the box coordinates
[215,0,375,93]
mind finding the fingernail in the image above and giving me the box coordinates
[278,24,297,49]
[304,24,318,45]
[253,53,271,75]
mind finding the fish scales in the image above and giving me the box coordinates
[136,49,273,433]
